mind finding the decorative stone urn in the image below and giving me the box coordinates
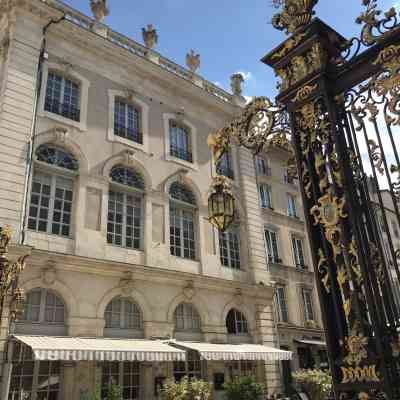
[90,0,109,22]
[230,73,245,96]
[142,25,158,49]
[186,50,200,73]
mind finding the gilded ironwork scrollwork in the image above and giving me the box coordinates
[391,165,400,199]
[271,32,307,61]
[311,190,347,258]
[271,0,319,35]
[293,83,318,102]
[344,323,369,366]
[318,248,330,292]
[367,139,385,175]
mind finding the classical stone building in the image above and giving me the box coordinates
[0,1,324,399]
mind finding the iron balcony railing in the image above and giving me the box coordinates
[170,145,193,163]
[114,123,143,144]
[44,99,80,122]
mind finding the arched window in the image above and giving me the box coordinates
[226,309,248,335]
[174,303,201,332]
[19,288,66,324]
[114,97,142,144]
[45,70,81,121]
[107,166,145,249]
[105,297,142,330]
[28,145,78,237]
[169,182,196,260]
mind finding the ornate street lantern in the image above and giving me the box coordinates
[208,176,235,232]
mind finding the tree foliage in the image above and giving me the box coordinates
[160,376,212,400]
[292,369,332,400]
[223,376,265,400]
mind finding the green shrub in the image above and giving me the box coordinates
[223,376,265,400]
[160,376,212,400]
[292,369,332,400]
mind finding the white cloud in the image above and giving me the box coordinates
[244,95,254,104]
[214,81,222,87]
[394,2,400,11]
[235,71,252,81]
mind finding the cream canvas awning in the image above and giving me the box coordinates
[170,341,292,361]
[295,339,326,347]
[14,335,186,362]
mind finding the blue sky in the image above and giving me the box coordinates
[63,0,397,98]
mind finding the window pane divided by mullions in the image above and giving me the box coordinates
[114,98,142,144]
[174,303,201,332]
[102,361,140,400]
[302,289,315,322]
[216,152,234,180]
[259,184,272,209]
[219,228,241,269]
[173,350,202,382]
[169,121,192,163]
[264,229,280,264]
[105,297,142,330]
[28,171,73,238]
[276,287,289,323]
[9,343,61,400]
[287,194,297,217]
[45,71,80,122]
[226,309,248,335]
[170,205,196,260]
[292,237,305,269]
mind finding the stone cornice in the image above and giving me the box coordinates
[11,0,239,120]
[19,247,275,301]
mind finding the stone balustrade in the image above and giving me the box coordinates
[43,0,234,104]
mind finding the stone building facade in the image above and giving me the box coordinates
[0,0,324,399]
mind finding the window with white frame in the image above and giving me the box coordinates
[255,155,270,175]
[173,350,202,382]
[104,297,142,330]
[219,227,241,269]
[174,303,201,332]
[287,194,297,217]
[45,71,80,122]
[226,309,248,335]
[19,288,65,325]
[302,289,315,322]
[292,236,306,269]
[28,145,78,237]
[216,151,234,180]
[169,182,196,260]
[259,184,273,209]
[9,342,61,400]
[264,228,280,263]
[107,166,145,250]
[114,97,142,144]
[169,121,192,162]
[102,361,141,400]
[276,286,289,323]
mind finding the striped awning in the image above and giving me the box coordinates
[169,341,292,361]
[14,335,186,362]
[295,339,326,347]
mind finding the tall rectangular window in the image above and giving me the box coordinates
[292,237,306,269]
[28,172,73,237]
[259,184,273,209]
[45,71,80,121]
[264,228,280,263]
[170,206,196,260]
[219,228,241,269]
[114,98,142,144]
[102,362,140,400]
[255,155,270,175]
[276,286,289,323]
[216,151,234,179]
[287,194,297,217]
[107,191,142,250]
[302,289,315,322]
[170,121,192,162]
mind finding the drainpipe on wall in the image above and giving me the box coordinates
[19,15,66,246]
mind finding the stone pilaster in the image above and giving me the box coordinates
[256,303,282,395]
[0,11,41,240]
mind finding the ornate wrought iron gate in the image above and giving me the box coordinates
[208,1,400,399]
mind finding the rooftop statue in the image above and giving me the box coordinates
[90,0,109,23]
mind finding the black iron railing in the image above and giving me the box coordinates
[114,123,143,144]
[170,145,193,163]
[44,99,80,122]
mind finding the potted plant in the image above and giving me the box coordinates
[160,376,212,400]
[223,376,265,400]
[292,369,332,400]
